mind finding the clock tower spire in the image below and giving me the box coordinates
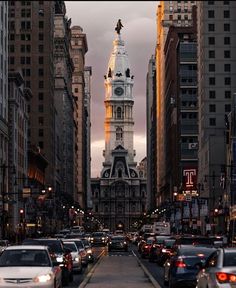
[103,22,135,167]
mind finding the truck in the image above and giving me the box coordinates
[153,221,171,235]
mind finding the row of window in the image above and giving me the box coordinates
[208,10,230,18]
[209,90,231,99]
[209,37,231,46]
[208,49,231,59]
[209,77,231,86]
[208,63,231,72]
[209,104,231,113]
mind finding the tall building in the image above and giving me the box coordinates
[8,1,55,187]
[70,26,88,209]
[54,1,75,204]
[84,66,92,209]
[91,23,146,232]
[156,1,196,205]
[197,1,236,234]
[146,55,157,212]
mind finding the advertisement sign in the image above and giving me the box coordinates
[183,168,197,192]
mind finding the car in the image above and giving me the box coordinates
[62,238,88,267]
[164,245,216,288]
[63,241,83,273]
[140,237,156,258]
[196,247,236,288]
[0,245,62,288]
[90,232,108,246]
[80,238,94,262]
[149,235,171,262]
[108,236,128,252]
[158,238,176,266]
[22,238,73,286]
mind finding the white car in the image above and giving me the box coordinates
[62,241,83,273]
[0,245,62,288]
[196,248,236,288]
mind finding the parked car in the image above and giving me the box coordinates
[108,236,128,252]
[196,247,236,288]
[164,245,216,288]
[90,232,108,246]
[0,245,62,288]
[22,238,73,286]
[63,241,83,273]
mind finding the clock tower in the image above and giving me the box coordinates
[103,30,135,165]
[91,21,146,232]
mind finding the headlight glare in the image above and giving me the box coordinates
[34,273,52,283]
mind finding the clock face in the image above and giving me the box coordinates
[114,87,124,96]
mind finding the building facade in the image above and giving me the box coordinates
[70,26,88,209]
[197,1,236,234]
[91,24,146,232]
[146,55,157,212]
[156,1,196,206]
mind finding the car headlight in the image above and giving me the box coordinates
[102,237,105,240]
[34,273,52,283]
[87,249,92,254]
[75,257,79,262]
[56,256,63,263]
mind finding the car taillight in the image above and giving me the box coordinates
[175,260,186,268]
[216,272,236,283]
[144,245,149,249]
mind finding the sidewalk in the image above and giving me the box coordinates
[79,253,158,288]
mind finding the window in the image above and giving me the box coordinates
[39,21,44,28]
[225,77,231,85]
[209,50,215,58]
[116,127,123,141]
[209,90,216,99]
[224,64,231,72]
[224,1,229,4]
[38,105,44,113]
[209,118,216,126]
[208,37,215,45]
[209,104,216,112]
[224,10,230,18]
[38,141,44,149]
[208,10,215,18]
[38,57,44,64]
[25,81,31,88]
[38,92,44,100]
[208,1,214,4]
[116,107,122,119]
[38,33,44,40]
[208,24,215,31]
[9,57,14,65]
[225,91,231,99]
[38,81,44,88]
[9,34,15,40]
[38,129,44,137]
[38,45,44,52]
[75,88,78,93]
[38,68,44,76]
[38,117,44,125]
[209,77,215,85]
[209,64,215,72]
[224,23,230,31]
[225,104,231,112]
[9,45,15,53]
[224,50,231,58]
[178,15,181,20]
[224,37,230,45]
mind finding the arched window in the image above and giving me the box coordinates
[117,107,122,119]
[116,127,123,141]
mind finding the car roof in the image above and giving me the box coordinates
[222,248,236,252]
[5,245,49,250]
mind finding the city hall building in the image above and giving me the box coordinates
[91,23,147,232]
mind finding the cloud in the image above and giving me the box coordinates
[66,1,158,176]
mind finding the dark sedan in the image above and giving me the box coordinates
[164,245,216,288]
[108,236,128,252]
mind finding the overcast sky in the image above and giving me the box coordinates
[66,1,158,177]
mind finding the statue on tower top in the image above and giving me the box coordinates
[115,19,123,35]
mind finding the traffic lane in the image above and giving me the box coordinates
[67,246,105,288]
[132,244,165,288]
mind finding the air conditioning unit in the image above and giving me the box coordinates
[188,143,198,149]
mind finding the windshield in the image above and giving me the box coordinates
[0,250,50,267]
[64,242,77,252]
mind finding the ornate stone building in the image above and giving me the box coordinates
[91,23,146,232]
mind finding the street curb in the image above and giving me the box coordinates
[132,251,161,288]
[78,250,105,288]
